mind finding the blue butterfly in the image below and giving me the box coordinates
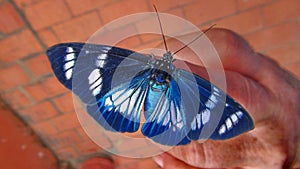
[46,42,254,146]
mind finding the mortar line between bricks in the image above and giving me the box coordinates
[9,0,48,50]
[62,0,75,17]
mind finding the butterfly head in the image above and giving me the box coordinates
[151,51,176,73]
[162,51,174,62]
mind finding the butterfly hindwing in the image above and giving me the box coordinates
[142,78,191,145]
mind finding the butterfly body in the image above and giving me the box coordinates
[47,42,254,146]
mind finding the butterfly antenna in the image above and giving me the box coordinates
[153,5,168,53]
[172,24,216,56]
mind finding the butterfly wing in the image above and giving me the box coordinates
[176,69,254,140]
[142,78,191,145]
[141,68,254,146]
[47,43,151,132]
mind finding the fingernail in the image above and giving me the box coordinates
[153,155,163,168]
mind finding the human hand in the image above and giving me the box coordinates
[153,28,300,169]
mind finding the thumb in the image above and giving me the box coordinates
[153,153,201,169]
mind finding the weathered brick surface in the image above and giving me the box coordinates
[55,146,79,160]
[236,0,273,10]
[98,0,149,24]
[24,53,52,77]
[75,140,103,156]
[184,0,236,26]
[53,92,75,113]
[45,130,82,149]
[19,101,58,122]
[31,120,58,135]
[65,0,110,16]
[52,113,81,131]
[53,11,102,42]
[217,8,264,35]
[0,64,30,90]
[0,29,42,62]
[1,88,32,110]
[24,76,67,101]
[23,0,71,30]
[0,2,24,33]
[38,28,60,47]
[0,0,299,168]
[245,21,299,51]
[263,0,300,26]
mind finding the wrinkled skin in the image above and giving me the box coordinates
[153,28,300,169]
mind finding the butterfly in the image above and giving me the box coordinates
[46,41,254,146]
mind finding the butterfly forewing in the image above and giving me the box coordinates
[177,69,254,140]
[47,43,151,132]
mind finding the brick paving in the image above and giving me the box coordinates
[0,0,299,168]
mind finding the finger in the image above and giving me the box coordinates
[169,138,259,169]
[176,60,271,124]
[153,153,205,169]
[204,28,286,92]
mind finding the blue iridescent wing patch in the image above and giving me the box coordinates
[47,42,254,146]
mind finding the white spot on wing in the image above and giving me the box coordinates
[88,69,101,85]
[131,87,142,118]
[88,69,103,96]
[176,122,183,129]
[96,53,107,67]
[170,104,176,124]
[66,47,74,53]
[191,118,196,130]
[112,90,122,101]
[96,60,105,67]
[213,86,220,92]
[157,111,164,123]
[105,97,113,106]
[120,99,129,113]
[65,53,75,61]
[236,111,243,118]
[210,94,218,103]
[196,114,201,129]
[170,102,175,116]
[230,114,239,125]
[90,76,102,91]
[162,112,170,126]
[92,84,102,96]
[206,94,218,109]
[65,69,73,80]
[213,86,220,96]
[98,53,107,60]
[219,124,226,135]
[101,46,111,53]
[114,89,132,106]
[225,118,233,130]
[64,60,75,70]
[202,109,210,124]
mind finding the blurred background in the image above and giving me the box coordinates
[0,0,299,168]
